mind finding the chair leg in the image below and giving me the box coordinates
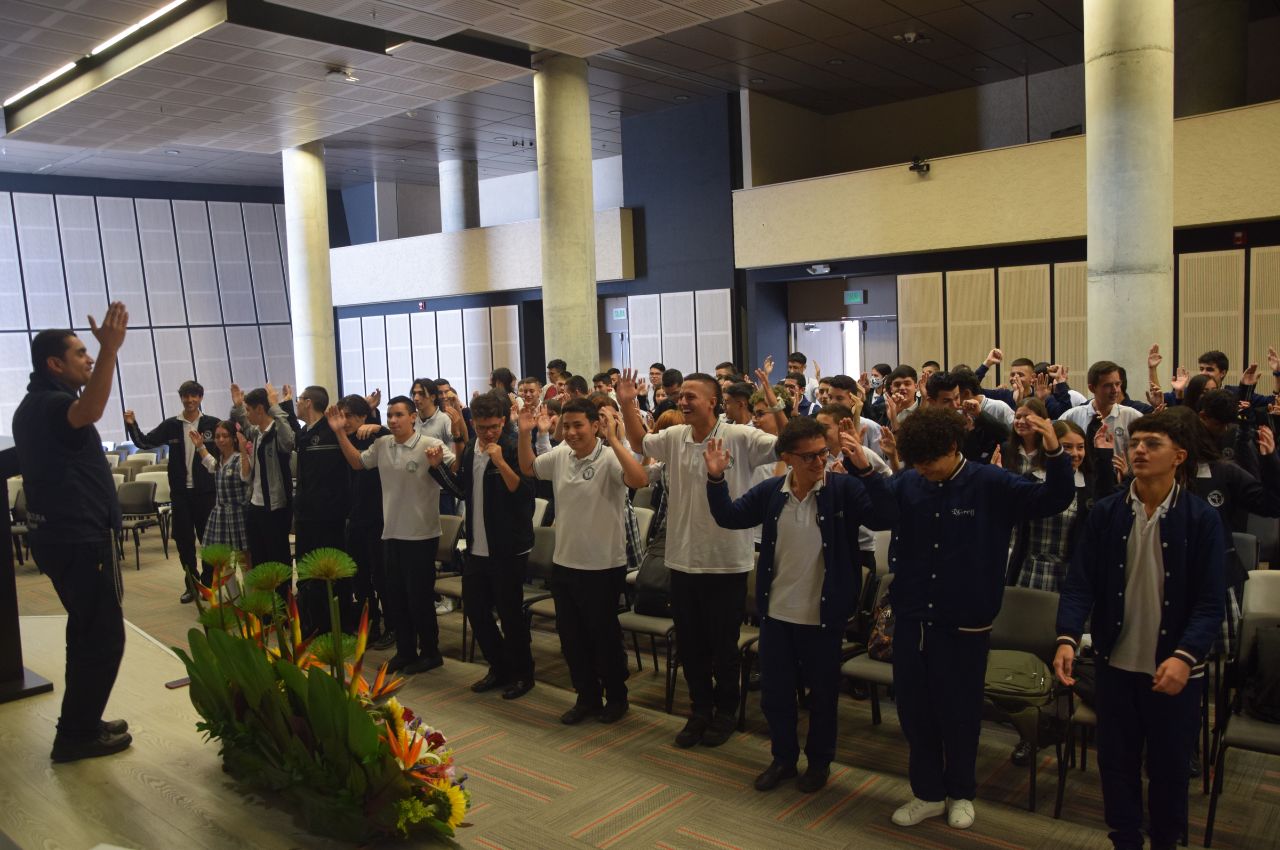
[650,635,659,672]
[1201,676,1211,796]
[632,633,643,672]
[1028,718,1038,813]
[737,652,751,732]
[1204,743,1229,848]
[1053,737,1067,819]
[133,528,141,570]
[1081,726,1089,772]
[665,638,678,715]
[869,683,881,726]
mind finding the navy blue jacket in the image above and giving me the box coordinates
[126,413,220,494]
[885,450,1076,629]
[1056,485,1226,673]
[707,469,896,631]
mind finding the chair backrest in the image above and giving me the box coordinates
[143,463,169,476]
[104,453,120,468]
[632,486,653,510]
[437,514,463,564]
[6,477,21,508]
[12,488,26,520]
[1234,531,1260,573]
[527,525,556,581]
[130,452,157,465]
[112,473,125,489]
[1248,513,1279,568]
[134,471,172,502]
[117,480,157,515]
[633,506,654,545]
[990,586,1061,665]
[873,529,892,576]
[1239,570,1280,667]
[532,497,549,527]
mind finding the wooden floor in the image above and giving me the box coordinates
[8,532,1280,849]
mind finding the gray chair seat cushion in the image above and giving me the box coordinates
[1224,712,1280,754]
[617,611,675,638]
[842,654,894,686]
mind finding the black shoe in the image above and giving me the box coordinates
[100,719,129,735]
[471,671,506,693]
[674,715,710,748]
[701,712,737,748]
[180,590,195,604]
[599,699,629,723]
[403,654,444,675]
[1011,740,1033,767]
[797,764,830,793]
[1189,751,1202,778]
[754,761,798,792]
[560,701,602,725]
[386,654,415,675]
[747,671,761,692]
[51,730,133,763]
[502,680,535,701]
[371,631,397,651]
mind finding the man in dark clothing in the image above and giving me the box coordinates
[921,371,1009,464]
[283,385,352,631]
[13,304,132,762]
[338,395,392,646]
[124,380,220,602]
[231,383,295,572]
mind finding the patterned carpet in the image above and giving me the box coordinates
[11,530,1280,849]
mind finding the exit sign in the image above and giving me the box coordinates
[844,290,866,305]
[612,307,627,320]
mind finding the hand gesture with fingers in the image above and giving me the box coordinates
[425,444,445,467]
[1147,344,1163,371]
[1113,452,1130,479]
[1094,421,1115,452]
[1260,425,1276,457]
[231,383,244,408]
[265,383,279,407]
[88,301,128,353]
[1053,644,1075,687]
[1171,366,1189,395]
[281,384,293,402]
[858,372,870,394]
[1033,372,1050,400]
[703,438,731,478]
[1147,381,1164,407]
[985,348,1003,368]
[879,426,898,463]
[616,368,638,406]
[124,409,136,426]
[990,444,1003,468]
[762,355,775,379]
[325,405,346,432]
[813,360,821,380]
[355,423,380,440]
[839,423,868,469]
[366,388,381,409]
[1027,413,1059,451]
[1269,346,1280,374]
[188,429,203,447]
[1241,364,1260,387]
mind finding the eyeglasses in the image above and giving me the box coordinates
[786,448,830,464]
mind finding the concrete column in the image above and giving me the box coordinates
[534,53,598,377]
[438,158,480,232]
[281,141,338,395]
[1085,0,1174,382]
[1175,0,1248,117]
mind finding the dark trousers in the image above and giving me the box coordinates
[245,504,293,604]
[33,540,125,742]
[346,520,387,632]
[669,570,748,717]
[759,616,844,768]
[384,537,440,661]
[892,619,990,801]
[550,564,628,704]
[171,486,215,579]
[1096,662,1202,850]
[296,517,351,633]
[464,552,534,681]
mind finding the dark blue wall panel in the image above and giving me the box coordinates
[340,182,375,246]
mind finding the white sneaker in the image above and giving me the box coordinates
[435,599,454,614]
[891,797,946,827]
[946,798,975,829]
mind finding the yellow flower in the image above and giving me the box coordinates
[430,780,468,828]
[387,697,405,731]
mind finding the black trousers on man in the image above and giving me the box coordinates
[245,504,292,572]
[346,520,388,635]
[464,552,534,682]
[384,537,440,663]
[296,517,351,632]
[669,570,747,719]
[33,540,125,743]
[170,486,215,582]
[1096,662,1202,850]
[550,564,628,705]
[892,619,990,802]
[759,617,844,769]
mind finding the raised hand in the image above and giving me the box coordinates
[236,431,251,454]
[1171,366,1190,394]
[1147,343,1163,371]
[838,422,868,468]
[425,444,445,467]
[753,367,769,390]
[517,402,538,433]
[281,384,293,402]
[985,348,1003,368]
[1113,452,1130,479]
[857,372,871,394]
[265,382,279,406]
[1147,381,1164,407]
[616,368,639,406]
[813,360,821,380]
[703,437,731,478]
[1010,373,1026,403]
[598,405,625,444]
[990,444,1003,468]
[188,429,203,447]
[762,355,775,379]
[355,423,381,440]
[1033,372,1051,400]
[537,405,553,433]
[1260,425,1276,457]
[123,409,136,425]
[1241,363,1260,387]
[885,390,909,423]
[230,383,244,408]
[1026,412,1059,451]
[879,426,898,462]
[635,377,649,399]
[88,301,128,353]
[1094,421,1115,452]
[961,397,982,419]
[366,388,381,409]
[1270,346,1280,374]
[325,404,346,432]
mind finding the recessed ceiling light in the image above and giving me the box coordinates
[345,168,358,173]
[749,77,765,84]
[395,157,406,163]
[674,94,689,101]
[405,110,416,118]
[441,147,454,153]
[1012,11,1034,20]
[607,109,622,115]
[827,58,845,66]
[326,67,359,83]
[972,65,989,72]
[525,158,537,163]
[494,136,508,142]
[165,149,180,156]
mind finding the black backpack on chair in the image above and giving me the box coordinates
[633,534,671,618]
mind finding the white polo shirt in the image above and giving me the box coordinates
[768,472,825,626]
[415,408,454,445]
[533,440,628,570]
[1058,400,1143,461]
[360,432,454,541]
[643,420,778,574]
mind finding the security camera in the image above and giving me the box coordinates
[909,156,930,175]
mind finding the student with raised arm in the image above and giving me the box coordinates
[230,382,295,572]
[518,400,647,724]
[1055,412,1225,850]
[884,406,1075,831]
[619,367,779,749]
[704,416,896,793]
[328,397,454,676]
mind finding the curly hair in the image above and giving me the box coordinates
[895,406,966,467]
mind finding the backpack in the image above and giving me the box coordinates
[984,649,1054,709]
[633,536,671,618]
[867,598,894,662]
[1243,625,1280,723]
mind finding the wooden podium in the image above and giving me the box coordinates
[0,447,52,703]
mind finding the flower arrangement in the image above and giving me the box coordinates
[173,546,470,843]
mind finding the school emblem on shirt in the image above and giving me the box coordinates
[1222,446,1236,460]
[582,466,595,480]
[203,430,212,440]
[406,460,419,473]
[1207,490,1225,507]
[310,434,320,445]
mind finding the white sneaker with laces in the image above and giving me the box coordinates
[891,797,946,827]
[435,599,454,614]
[946,798,975,829]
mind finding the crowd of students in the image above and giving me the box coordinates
[16,301,1277,850]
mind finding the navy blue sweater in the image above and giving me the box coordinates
[1056,485,1226,673]
[706,470,896,630]
[885,450,1076,629]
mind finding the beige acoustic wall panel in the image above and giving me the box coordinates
[998,265,1051,373]
[1053,262,1087,380]
[945,269,996,372]
[897,272,944,371]
[1179,250,1245,385]
[1249,246,1280,373]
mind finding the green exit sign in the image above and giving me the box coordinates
[844,289,866,305]
[612,307,627,321]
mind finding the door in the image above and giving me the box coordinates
[861,318,898,372]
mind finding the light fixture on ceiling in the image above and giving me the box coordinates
[441,147,454,153]
[395,157,406,163]
[326,66,359,83]
[3,62,76,107]
[893,31,928,44]
[972,65,989,72]
[827,58,845,66]
[749,77,765,84]
[346,168,358,173]
[494,136,508,142]
[607,109,622,116]
[1012,11,1034,20]
[525,158,537,163]
[674,94,689,102]
[165,149,180,155]
[91,0,189,56]
[806,264,831,276]
[405,110,417,118]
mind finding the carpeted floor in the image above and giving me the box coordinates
[11,529,1280,849]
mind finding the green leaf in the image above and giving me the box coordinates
[346,697,381,763]
[296,547,358,583]
[243,561,292,592]
[305,666,351,778]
